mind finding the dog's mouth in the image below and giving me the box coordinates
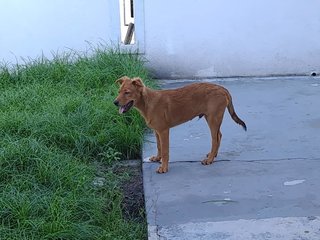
[119,100,134,114]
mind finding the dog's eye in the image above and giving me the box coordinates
[124,91,130,95]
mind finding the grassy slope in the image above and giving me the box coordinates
[0,47,150,239]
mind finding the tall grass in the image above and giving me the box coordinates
[0,46,150,239]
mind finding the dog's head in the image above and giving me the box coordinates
[113,76,144,114]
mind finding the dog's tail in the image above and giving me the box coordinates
[226,95,247,131]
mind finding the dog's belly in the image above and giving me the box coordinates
[166,112,203,128]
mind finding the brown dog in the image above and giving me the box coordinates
[114,76,246,173]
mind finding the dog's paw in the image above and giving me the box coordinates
[201,158,214,165]
[150,156,161,162]
[156,165,168,174]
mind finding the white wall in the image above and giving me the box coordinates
[0,0,119,64]
[143,0,320,78]
[1,0,320,78]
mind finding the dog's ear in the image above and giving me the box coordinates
[115,76,129,85]
[131,78,144,88]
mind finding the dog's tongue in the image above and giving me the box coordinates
[119,106,125,114]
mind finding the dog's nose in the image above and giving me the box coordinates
[113,100,119,106]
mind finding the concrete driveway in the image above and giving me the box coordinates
[142,77,320,240]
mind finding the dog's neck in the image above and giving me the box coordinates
[134,86,156,121]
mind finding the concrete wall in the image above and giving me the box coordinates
[0,0,119,64]
[143,0,320,78]
[1,0,320,78]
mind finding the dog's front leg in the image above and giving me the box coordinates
[149,131,162,162]
[157,129,169,173]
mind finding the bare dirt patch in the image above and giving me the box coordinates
[113,160,146,222]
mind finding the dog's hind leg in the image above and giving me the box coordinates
[149,131,162,162]
[216,130,222,157]
[202,113,224,165]
[206,131,222,158]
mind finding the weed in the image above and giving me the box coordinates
[0,45,149,239]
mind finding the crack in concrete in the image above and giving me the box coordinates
[234,157,320,162]
[143,157,320,164]
[145,167,163,240]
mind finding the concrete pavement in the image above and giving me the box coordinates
[142,77,320,240]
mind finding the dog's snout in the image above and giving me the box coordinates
[113,99,119,106]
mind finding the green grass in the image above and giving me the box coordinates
[0,46,150,239]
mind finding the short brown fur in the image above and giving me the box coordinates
[114,76,246,173]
